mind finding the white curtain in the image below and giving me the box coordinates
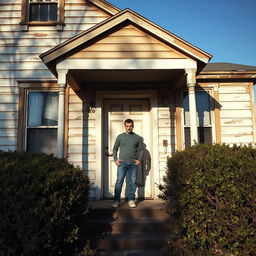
[28,92,44,126]
[28,92,58,127]
[42,93,58,125]
[196,91,211,126]
[183,91,211,126]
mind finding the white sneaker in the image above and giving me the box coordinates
[128,200,136,208]
[112,201,119,208]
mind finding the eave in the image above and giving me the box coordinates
[197,70,256,83]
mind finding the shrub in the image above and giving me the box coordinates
[0,151,91,256]
[160,144,256,255]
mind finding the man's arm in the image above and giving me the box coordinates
[112,135,120,162]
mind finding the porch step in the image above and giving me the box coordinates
[84,200,170,255]
[97,249,168,256]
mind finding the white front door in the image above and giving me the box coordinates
[103,99,153,199]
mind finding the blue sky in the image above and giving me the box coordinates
[109,0,256,66]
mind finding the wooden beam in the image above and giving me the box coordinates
[175,90,183,151]
[17,87,25,152]
[248,82,256,144]
[67,72,81,91]
[213,85,221,144]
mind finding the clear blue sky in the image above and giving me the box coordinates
[109,0,256,66]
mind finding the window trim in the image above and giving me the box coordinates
[17,81,68,156]
[20,0,65,28]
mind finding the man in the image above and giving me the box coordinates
[112,119,144,208]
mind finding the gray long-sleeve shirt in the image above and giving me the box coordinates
[112,132,144,162]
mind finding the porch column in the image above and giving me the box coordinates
[57,71,67,158]
[186,69,198,145]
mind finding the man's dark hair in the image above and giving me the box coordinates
[124,119,134,125]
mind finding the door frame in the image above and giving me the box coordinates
[95,90,159,200]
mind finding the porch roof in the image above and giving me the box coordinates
[40,8,212,75]
[198,62,256,83]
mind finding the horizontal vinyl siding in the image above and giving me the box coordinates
[67,88,96,183]
[157,94,176,185]
[0,0,110,151]
[219,83,254,145]
[68,24,187,59]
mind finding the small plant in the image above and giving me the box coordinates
[160,144,256,255]
[0,151,91,256]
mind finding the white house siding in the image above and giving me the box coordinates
[0,0,110,151]
[67,88,97,186]
[157,92,176,185]
[219,83,254,145]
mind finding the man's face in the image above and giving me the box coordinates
[124,122,134,134]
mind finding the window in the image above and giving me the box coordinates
[20,0,64,29]
[26,92,59,154]
[183,90,213,148]
[29,0,58,22]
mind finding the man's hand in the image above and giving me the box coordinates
[134,160,142,166]
[115,160,121,167]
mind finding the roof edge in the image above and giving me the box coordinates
[88,0,120,15]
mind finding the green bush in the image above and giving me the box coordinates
[0,151,91,256]
[160,144,256,255]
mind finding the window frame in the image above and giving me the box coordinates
[20,0,65,29]
[17,81,68,156]
[182,86,216,148]
[25,90,59,154]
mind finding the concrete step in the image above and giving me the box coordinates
[87,199,169,219]
[96,249,168,256]
[98,232,169,251]
[82,217,170,234]
[83,200,171,253]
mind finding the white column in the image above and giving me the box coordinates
[186,69,198,145]
[57,71,67,158]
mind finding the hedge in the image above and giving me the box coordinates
[160,144,256,255]
[0,151,92,256]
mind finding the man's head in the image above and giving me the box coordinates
[124,119,134,134]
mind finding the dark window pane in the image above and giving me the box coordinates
[184,127,212,148]
[30,4,39,21]
[184,127,191,148]
[39,3,48,21]
[198,127,212,144]
[27,128,57,154]
[49,3,57,21]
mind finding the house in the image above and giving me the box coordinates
[1,0,256,200]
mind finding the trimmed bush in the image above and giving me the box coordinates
[0,151,91,256]
[160,144,256,255]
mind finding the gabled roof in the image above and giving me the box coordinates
[40,9,212,68]
[88,0,120,16]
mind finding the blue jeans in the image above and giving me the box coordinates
[114,161,138,201]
